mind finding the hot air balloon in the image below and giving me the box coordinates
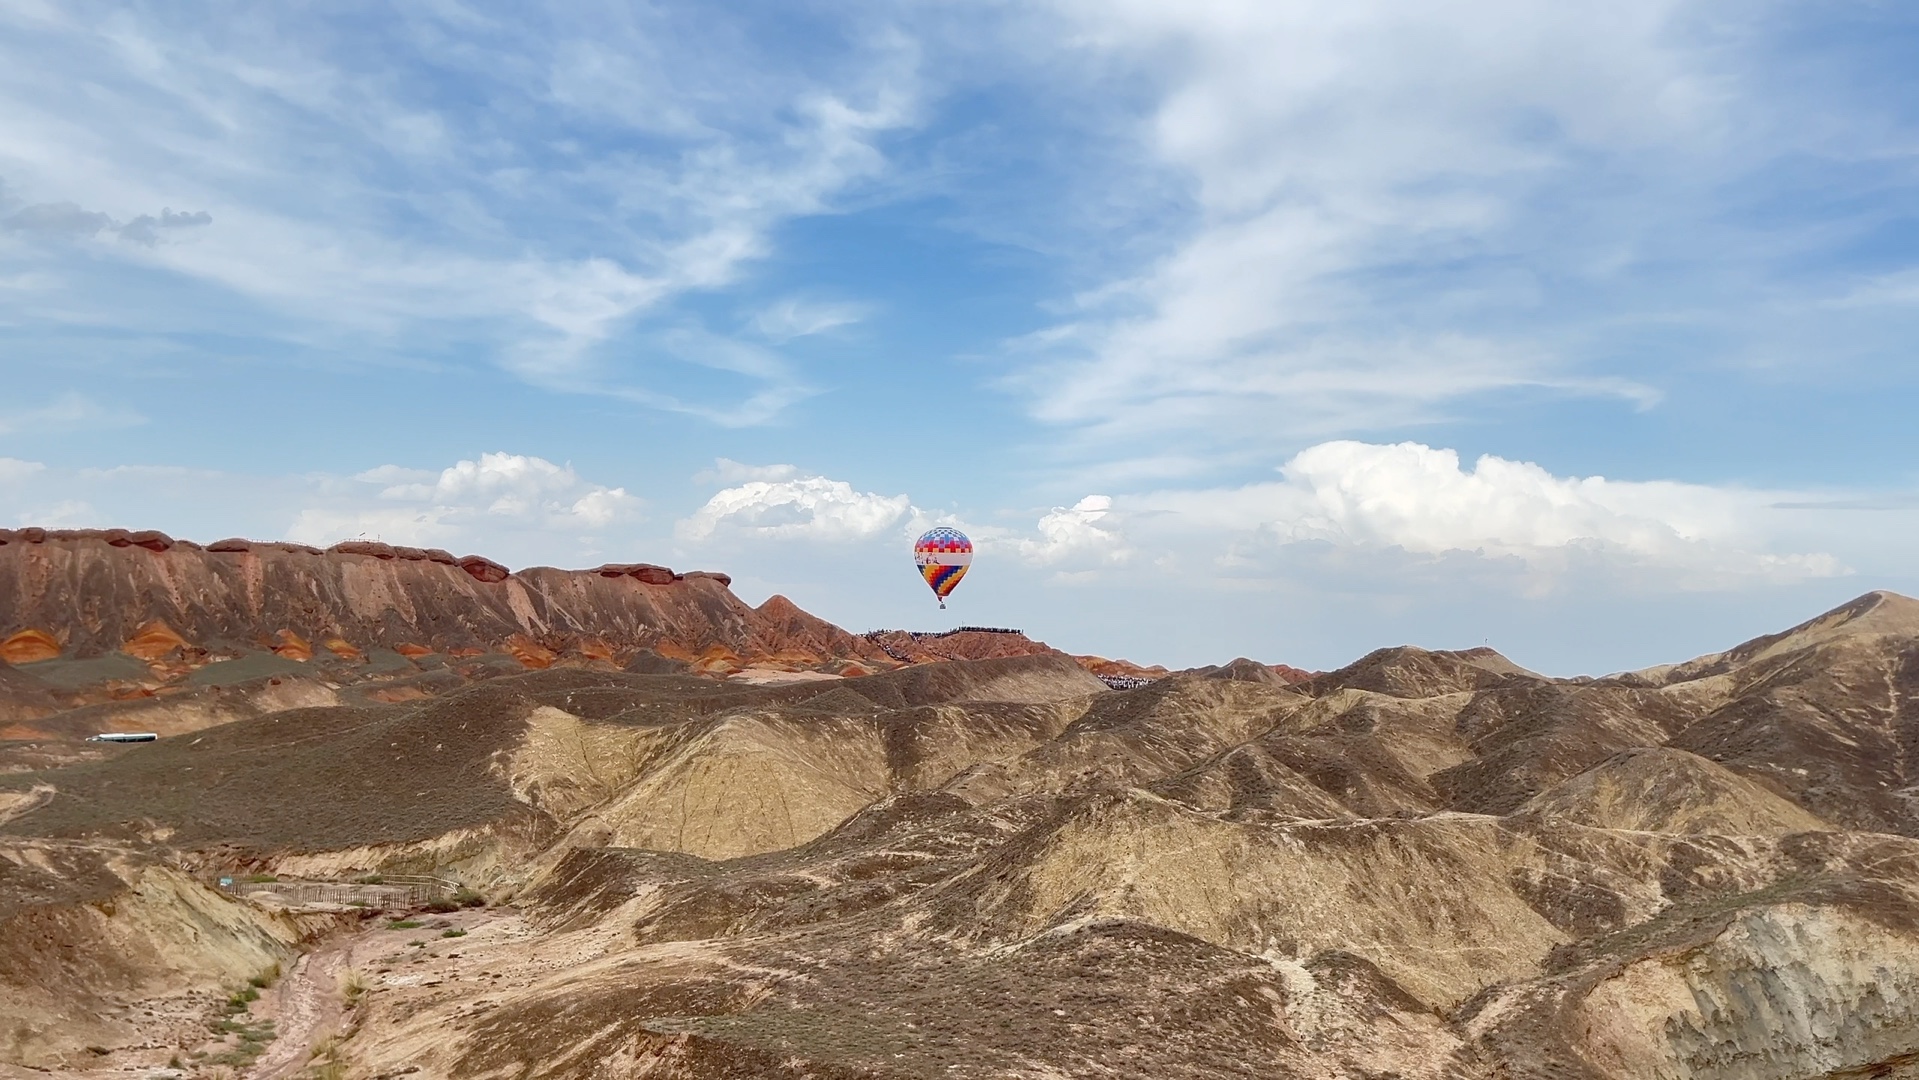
[914,527,972,608]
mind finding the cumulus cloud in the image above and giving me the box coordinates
[1049,441,1846,589]
[291,452,638,546]
[1017,495,1132,566]
[427,453,626,520]
[677,474,911,542]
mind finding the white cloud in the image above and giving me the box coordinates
[1017,495,1131,566]
[12,498,95,527]
[695,459,801,485]
[1011,0,1715,453]
[1833,269,1919,309]
[352,464,436,487]
[750,297,867,343]
[284,505,454,548]
[677,474,911,542]
[0,6,919,422]
[290,452,638,547]
[0,392,144,434]
[1048,441,1847,589]
[0,451,642,568]
[0,458,46,483]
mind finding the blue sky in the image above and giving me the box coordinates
[3,0,1918,674]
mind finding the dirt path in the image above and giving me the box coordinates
[243,908,517,1079]
[246,932,358,1080]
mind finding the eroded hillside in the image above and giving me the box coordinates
[4,584,1919,1078]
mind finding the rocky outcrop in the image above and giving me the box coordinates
[864,626,1067,665]
[0,528,888,678]
[593,562,679,585]
[0,629,60,665]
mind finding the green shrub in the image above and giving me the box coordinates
[386,919,423,929]
[441,928,467,938]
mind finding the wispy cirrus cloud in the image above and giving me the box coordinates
[0,3,920,423]
[0,392,144,435]
[993,0,1913,467]
[750,297,869,343]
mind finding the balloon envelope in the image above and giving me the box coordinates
[913,527,972,604]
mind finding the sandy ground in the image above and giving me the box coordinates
[241,907,525,1080]
[0,985,225,1080]
[0,907,521,1080]
[244,945,349,1080]
[725,667,843,686]
[248,907,533,1079]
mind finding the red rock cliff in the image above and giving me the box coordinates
[0,528,885,668]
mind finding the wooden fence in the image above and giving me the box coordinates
[215,874,460,910]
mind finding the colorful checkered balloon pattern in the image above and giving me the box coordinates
[914,527,972,602]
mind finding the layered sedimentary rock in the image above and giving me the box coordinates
[5,554,1919,1077]
[0,527,886,674]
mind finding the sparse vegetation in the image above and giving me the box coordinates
[441,927,467,937]
[424,885,485,912]
[308,1036,350,1080]
[342,968,369,1007]
[198,970,280,1071]
[386,918,423,929]
[203,1016,275,1068]
[244,872,279,883]
[355,873,385,885]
